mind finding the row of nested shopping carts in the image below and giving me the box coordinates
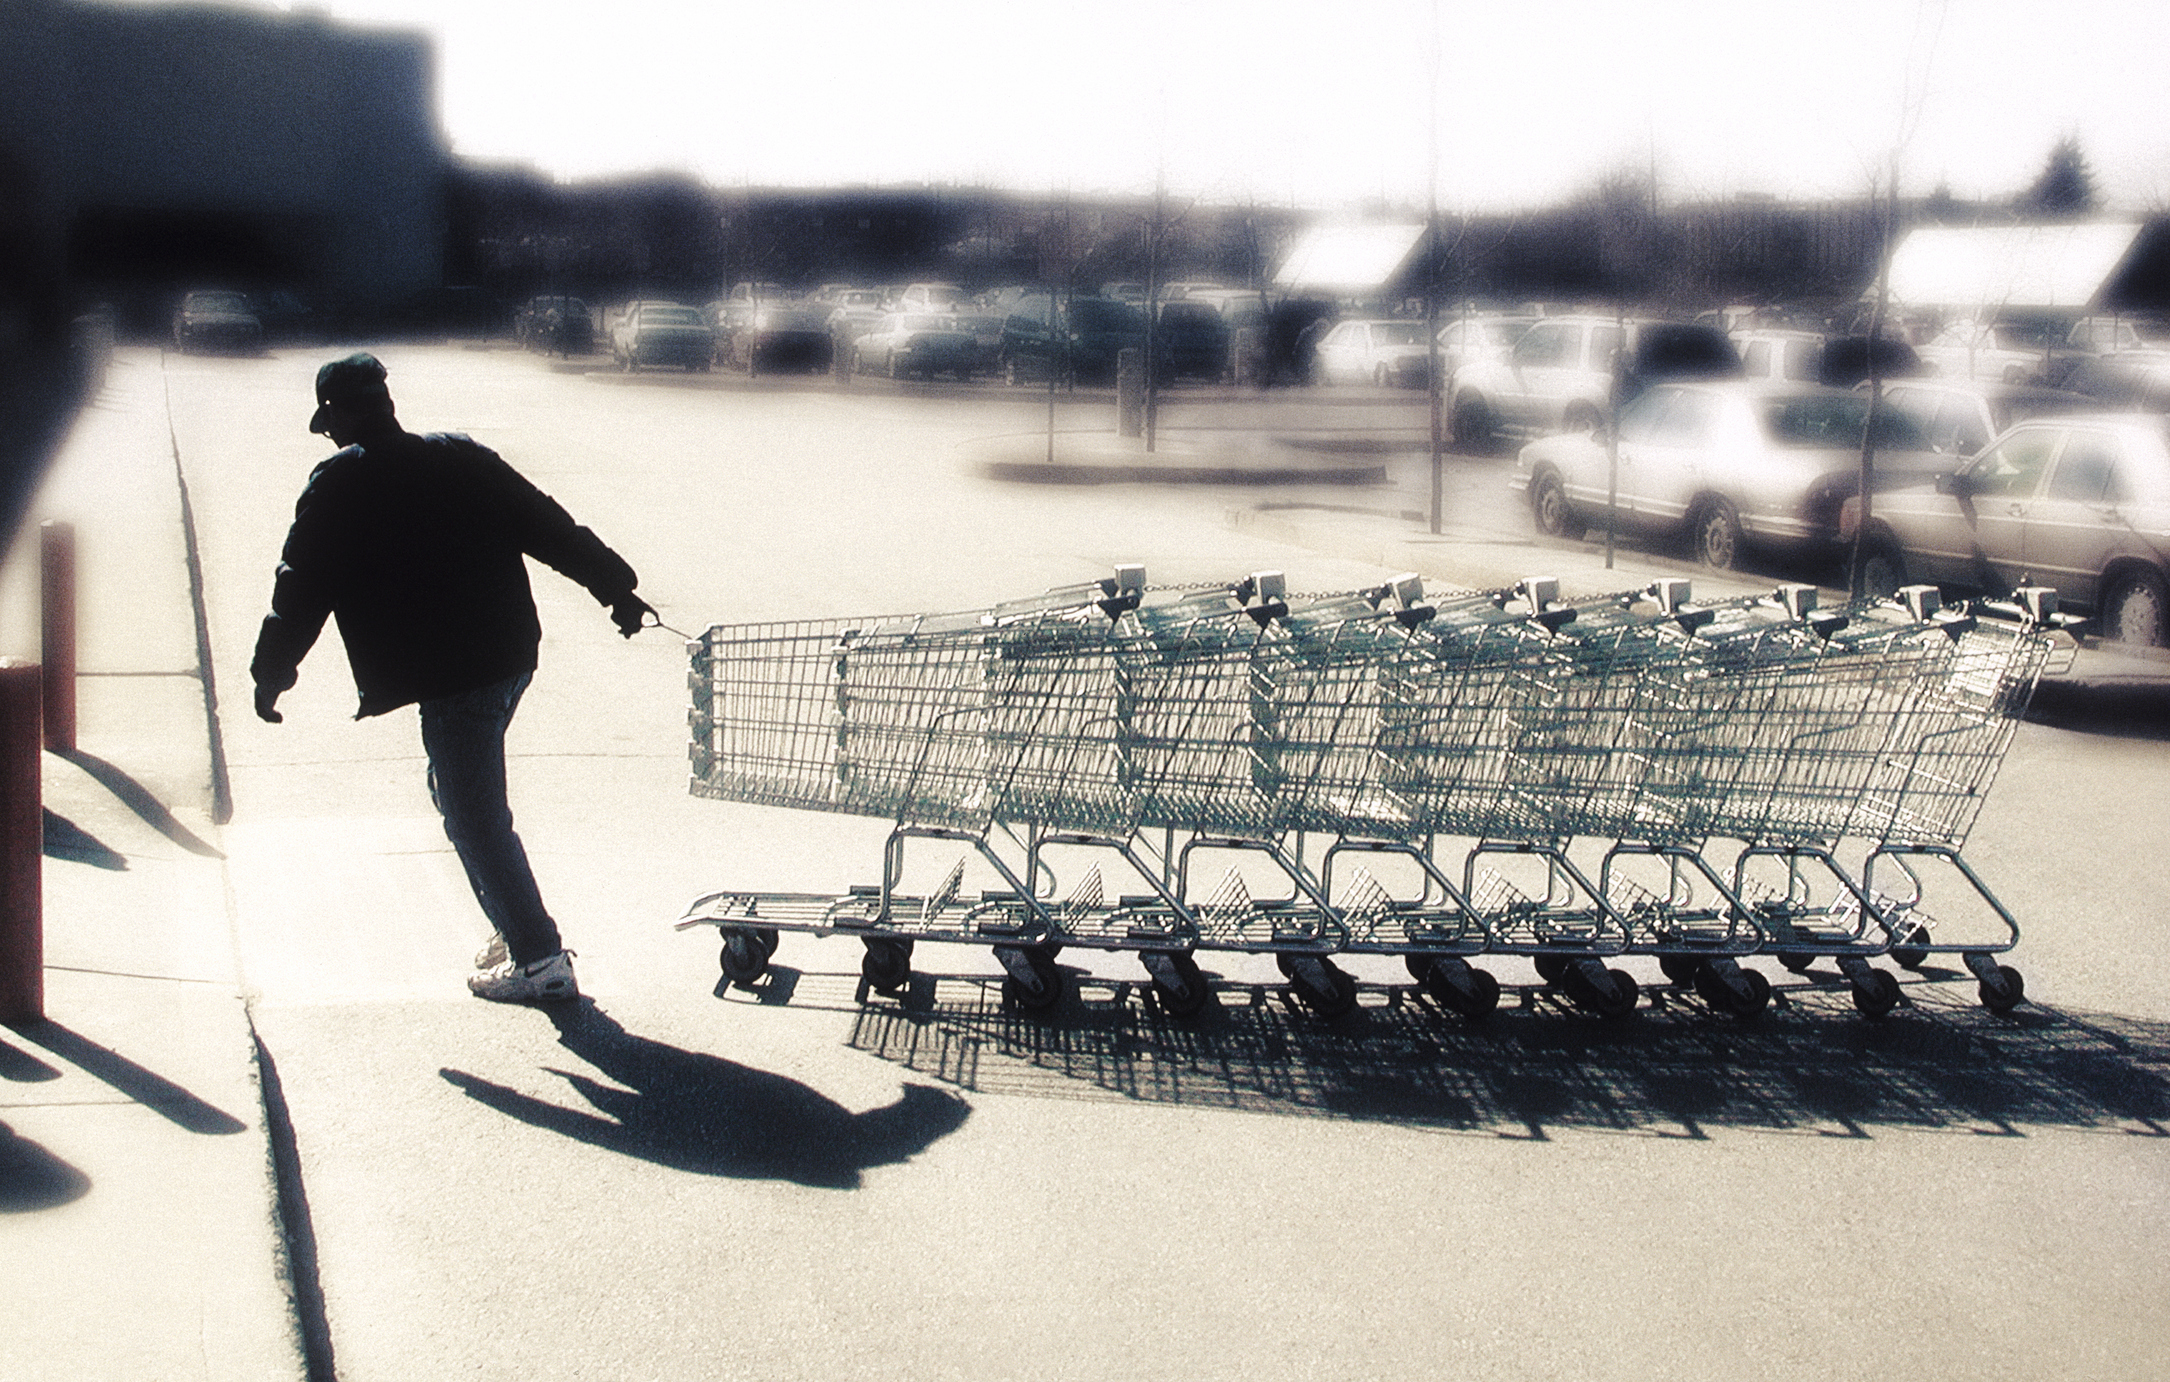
[674,565,2067,1021]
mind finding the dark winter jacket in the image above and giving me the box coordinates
[250,430,638,717]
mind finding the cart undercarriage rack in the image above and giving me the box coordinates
[676,567,2068,1023]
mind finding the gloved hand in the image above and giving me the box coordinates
[254,684,284,724]
[610,595,658,639]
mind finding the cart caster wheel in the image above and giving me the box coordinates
[1421,961,1500,1020]
[1561,961,1637,1017]
[998,946,1064,1012]
[754,927,781,956]
[1533,954,1572,986]
[1403,954,1434,983]
[719,928,770,987]
[1286,957,1359,1018]
[1778,951,1819,974]
[1659,954,1701,985]
[1978,964,2025,1015]
[1723,967,1772,1018]
[1003,963,1063,1013]
[1148,953,1210,1018]
[1851,967,1903,1019]
[1890,924,1931,971]
[1589,968,1639,1019]
[860,939,912,993]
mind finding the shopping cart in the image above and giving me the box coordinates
[675,565,2064,1022]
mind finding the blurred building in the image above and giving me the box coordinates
[21,0,448,333]
[0,0,448,539]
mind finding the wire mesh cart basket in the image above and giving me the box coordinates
[675,567,2065,1022]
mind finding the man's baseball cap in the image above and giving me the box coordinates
[309,352,392,434]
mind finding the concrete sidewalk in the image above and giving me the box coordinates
[0,352,305,1381]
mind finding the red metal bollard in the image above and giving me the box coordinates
[0,659,42,1024]
[40,520,76,754]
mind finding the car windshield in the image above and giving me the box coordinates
[1761,394,1926,450]
[189,292,251,312]
[899,315,948,332]
[1371,322,1428,346]
[641,307,703,326]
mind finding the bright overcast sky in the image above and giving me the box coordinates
[228,0,2170,212]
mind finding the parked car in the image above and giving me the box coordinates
[514,295,594,356]
[1915,318,2058,386]
[610,301,714,372]
[1874,378,2099,458]
[1732,329,1827,384]
[722,299,831,375]
[1313,318,1433,388]
[2063,316,2154,355]
[1814,334,1923,387]
[1847,413,2170,644]
[852,313,976,380]
[1183,288,1270,382]
[1511,380,1945,569]
[1153,298,1231,382]
[1452,315,1741,450]
[247,290,315,345]
[171,290,262,354]
[2063,349,2170,412]
[893,282,970,314]
[949,310,1006,376]
[1437,314,1533,380]
[998,293,1147,386]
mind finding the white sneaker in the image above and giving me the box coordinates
[468,949,578,1003]
[475,932,508,970]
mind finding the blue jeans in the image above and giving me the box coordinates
[418,671,562,966]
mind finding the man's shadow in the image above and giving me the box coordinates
[440,1000,969,1190]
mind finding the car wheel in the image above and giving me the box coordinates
[1858,535,1908,600]
[1452,394,1495,453]
[2101,568,2170,647]
[1694,497,1743,570]
[1530,470,1580,539]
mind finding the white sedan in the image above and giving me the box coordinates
[1313,319,1434,388]
[1511,380,1949,569]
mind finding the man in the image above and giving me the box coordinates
[251,353,654,1003]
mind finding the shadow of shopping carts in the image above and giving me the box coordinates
[727,967,2170,1141]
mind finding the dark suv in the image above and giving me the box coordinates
[998,293,1148,386]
